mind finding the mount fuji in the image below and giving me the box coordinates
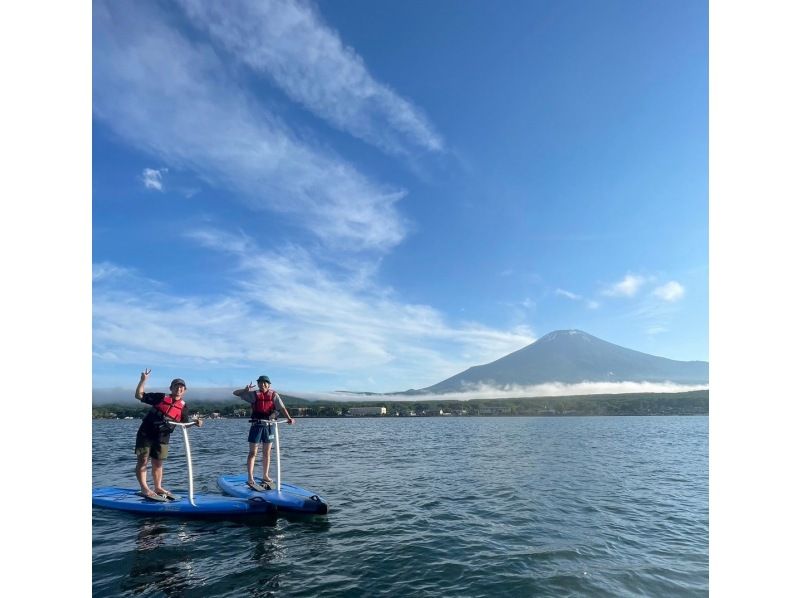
[416,330,708,394]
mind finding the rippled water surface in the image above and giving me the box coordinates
[93,416,708,596]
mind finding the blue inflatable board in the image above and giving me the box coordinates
[92,487,277,518]
[217,475,329,515]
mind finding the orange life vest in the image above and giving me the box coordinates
[153,395,185,422]
[252,389,276,419]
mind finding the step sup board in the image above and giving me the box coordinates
[92,487,277,518]
[217,475,329,515]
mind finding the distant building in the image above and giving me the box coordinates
[348,406,387,416]
[478,407,510,415]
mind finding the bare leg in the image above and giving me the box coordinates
[152,457,165,493]
[136,453,152,494]
[247,443,259,484]
[263,442,273,481]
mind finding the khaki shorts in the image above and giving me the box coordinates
[135,433,170,460]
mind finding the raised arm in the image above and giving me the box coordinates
[233,382,254,399]
[135,368,151,400]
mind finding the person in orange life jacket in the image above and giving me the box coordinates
[134,369,203,500]
[233,375,294,490]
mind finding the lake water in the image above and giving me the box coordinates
[93,416,708,596]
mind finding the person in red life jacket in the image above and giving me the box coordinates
[233,374,294,491]
[134,369,203,501]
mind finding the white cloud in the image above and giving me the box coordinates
[176,0,443,156]
[646,326,668,335]
[653,281,686,302]
[92,262,164,289]
[141,167,167,191]
[93,230,536,391]
[555,288,580,300]
[602,273,646,297]
[92,262,130,281]
[290,381,709,402]
[93,1,407,252]
[556,288,600,310]
[620,282,684,336]
[93,380,706,404]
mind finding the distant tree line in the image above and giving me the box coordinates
[92,390,708,419]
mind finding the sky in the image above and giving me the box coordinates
[92,0,708,397]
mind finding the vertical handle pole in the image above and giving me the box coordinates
[181,424,196,506]
[275,421,281,492]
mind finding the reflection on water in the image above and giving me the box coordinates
[244,526,284,598]
[104,514,337,597]
[118,518,305,597]
[94,417,708,597]
[135,520,172,551]
[124,520,195,597]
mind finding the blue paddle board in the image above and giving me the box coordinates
[217,475,329,515]
[92,487,277,518]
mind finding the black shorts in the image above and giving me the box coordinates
[135,429,170,460]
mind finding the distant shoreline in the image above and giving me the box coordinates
[93,389,708,419]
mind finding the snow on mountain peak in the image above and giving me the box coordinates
[540,329,589,342]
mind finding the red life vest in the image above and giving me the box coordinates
[252,389,276,419]
[153,395,185,422]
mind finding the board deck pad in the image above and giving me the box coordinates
[217,475,329,515]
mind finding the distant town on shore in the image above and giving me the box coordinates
[92,389,708,420]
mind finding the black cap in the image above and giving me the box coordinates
[256,375,271,384]
[170,378,186,388]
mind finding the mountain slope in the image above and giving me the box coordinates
[419,330,708,393]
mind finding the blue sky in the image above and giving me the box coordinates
[92,0,708,396]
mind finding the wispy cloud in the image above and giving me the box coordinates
[653,281,686,302]
[499,297,536,330]
[92,380,707,404]
[141,167,167,191]
[600,273,688,335]
[555,288,599,310]
[93,1,408,251]
[626,299,681,323]
[622,289,685,339]
[93,230,535,391]
[92,262,165,289]
[176,0,443,156]
[602,274,646,298]
[291,381,709,402]
[93,262,132,281]
[555,288,580,300]
[646,326,668,335]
